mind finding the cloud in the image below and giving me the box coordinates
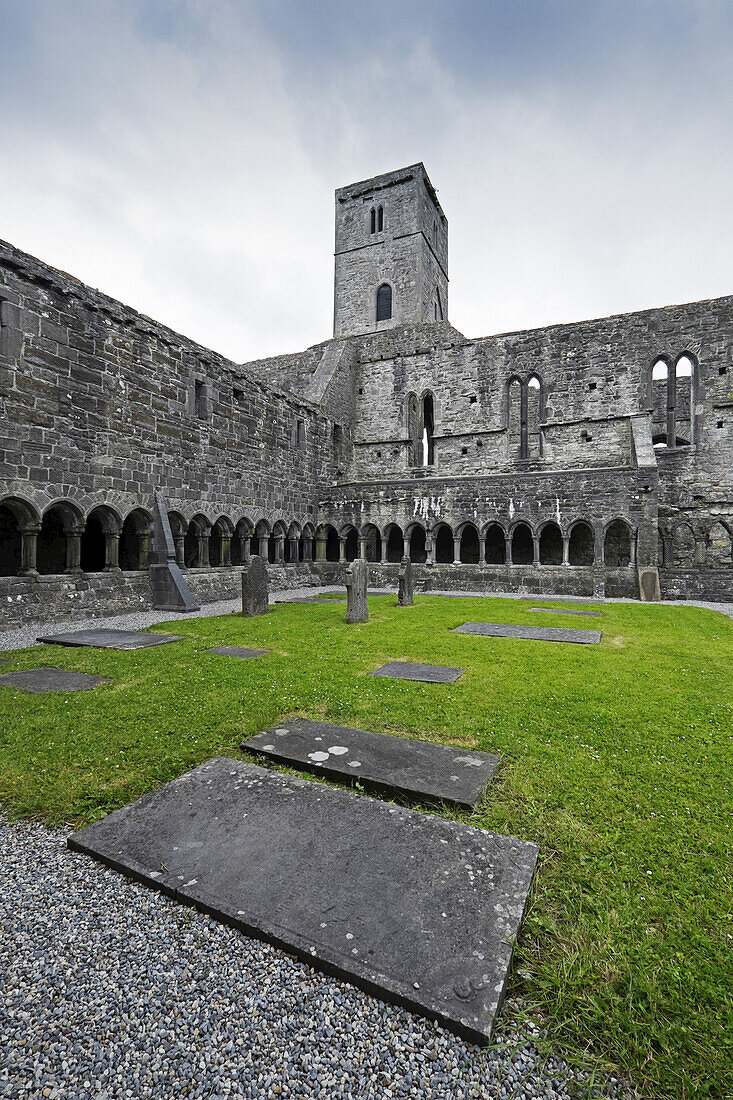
[1,0,732,361]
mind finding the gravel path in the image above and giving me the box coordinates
[0,585,730,651]
[1,815,636,1100]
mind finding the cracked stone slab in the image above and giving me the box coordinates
[37,628,183,650]
[68,757,538,1044]
[0,667,111,693]
[242,718,500,809]
[206,646,270,659]
[529,608,602,618]
[451,622,601,645]
[370,662,465,684]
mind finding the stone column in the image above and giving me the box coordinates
[403,535,410,558]
[532,536,540,566]
[315,535,326,561]
[139,528,152,570]
[18,523,40,576]
[694,533,706,566]
[258,535,268,558]
[562,535,570,565]
[505,535,513,565]
[220,535,232,567]
[65,524,84,574]
[104,532,121,571]
[630,532,638,567]
[480,535,487,565]
[287,537,299,563]
[452,535,461,564]
[197,527,211,568]
[595,531,604,567]
[339,536,347,563]
[303,535,314,562]
[425,534,435,565]
[275,536,285,564]
[241,533,251,562]
[380,535,388,561]
[358,536,367,560]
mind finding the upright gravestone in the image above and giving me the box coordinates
[398,555,414,606]
[241,555,269,617]
[345,559,369,624]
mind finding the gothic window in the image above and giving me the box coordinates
[405,394,420,466]
[376,283,392,322]
[370,208,376,234]
[651,355,694,447]
[194,379,208,419]
[377,205,384,231]
[421,393,435,466]
[296,419,305,447]
[508,376,542,460]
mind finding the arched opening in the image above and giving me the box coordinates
[507,378,522,461]
[422,393,435,466]
[269,522,286,564]
[408,524,427,564]
[38,506,69,574]
[361,524,381,562]
[527,376,542,458]
[376,283,392,323]
[385,524,403,563]
[672,523,695,567]
[707,522,732,567]
[267,534,277,564]
[675,355,694,446]
[459,524,480,564]
[568,522,594,567]
[434,523,454,564]
[539,522,563,565]
[119,509,151,571]
[209,521,225,567]
[344,528,359,562]
[232,519,253,565]
[80,507,119,572]
[604,520,632,567]
[484,523,506,565]
[184,520,198,568]
[405,393,420,467]
[0,500,32,576]
[285,523,301,564]
[377,205,384,232]
[511,523,533,566]
[325,524,340,562]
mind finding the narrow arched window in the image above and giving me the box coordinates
[377,205,384,231]
[422,393,435,466]
[370,208,376,234]
[376,283,392,322]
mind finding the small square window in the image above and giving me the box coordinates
[469,394,477,404]
[718,420,724,428]
[719,366,727,375]
[376,450,381,458]
[233,387,244,406]
[461,446,468,455]
[589,382,597,391]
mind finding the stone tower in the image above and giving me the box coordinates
[333,163,448,338]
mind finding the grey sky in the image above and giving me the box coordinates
[2,0,732,361]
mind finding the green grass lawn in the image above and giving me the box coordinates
[1,596,731,1099]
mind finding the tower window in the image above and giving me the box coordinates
[370,208,376,234]
[296,418,305,447]
[377,205,384,232]
[376,283,392,322]
[422,393,435,466]
[194,380,208,419]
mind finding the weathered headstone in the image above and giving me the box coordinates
[241,555,269,617]
[345,559,368,624]
[638,567,661,602]
[398,555,414,606]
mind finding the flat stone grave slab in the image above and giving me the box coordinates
[0,667,111,693]
[37,628,183,650]
[206,646,269,659]
[529,607,601,618]
[274,597,346,604]
[452,622,601,645]
[68,757,538,1043]
[370,661,465,683]
[242,718,500,809]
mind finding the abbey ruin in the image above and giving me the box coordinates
[0,162,731,626]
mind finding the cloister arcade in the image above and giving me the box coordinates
[1,496,730,579]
